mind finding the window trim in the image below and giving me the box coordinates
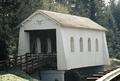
[70,37,74,52]
[95,38,99,52]
[47,38,52,53]
[88,38,91,52]
[80,37,83,52]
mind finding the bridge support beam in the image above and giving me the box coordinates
[41,70,65,81]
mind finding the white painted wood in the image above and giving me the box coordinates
[56,28,67,70]
[36,37,41,53]
[23,14,59,30]
[60,27,109,70]
[18,11,110,70]
[47,38,52,53]
[18,26,30,56]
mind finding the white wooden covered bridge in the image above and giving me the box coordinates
[17,10,110,81]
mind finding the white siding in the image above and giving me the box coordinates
[57,28,67,70]
[61,27,109,70]
[102,33,110,65]
[18,26,30,56]
[23,14,59,30]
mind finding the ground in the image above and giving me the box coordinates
[0,68,40,81]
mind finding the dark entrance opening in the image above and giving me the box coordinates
[29,29,56,54]
[22,29,57,71]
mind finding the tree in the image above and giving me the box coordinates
[0,0,69,56]
[70,0,106,25]
[112,0,120,30]
[0,0,20,57]
[70,0,90,17]
[108,0,120,58]
[16,0,69,24]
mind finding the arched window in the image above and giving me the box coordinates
[80,37,83,52]
[88,38,91,52]
[70,37,74,52]
[47,38,52,53]
[95,39,99,52]
[36,37,41,53]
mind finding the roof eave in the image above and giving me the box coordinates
[61,24,108,31]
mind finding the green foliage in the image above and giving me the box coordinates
[1,0,120,59]
[16,0,69,24]
[69,0,120,59]
[70,0,90,17]
[0,0,20,56]
[0,0,69,57]
[70,0,106,23]
[106,0,120,59]
[110,58,120,67]
[40,0,69,13]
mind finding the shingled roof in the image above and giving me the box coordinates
[22,10,107,31]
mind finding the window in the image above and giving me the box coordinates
[47,38,52,53]
[70,37,74,52]
[36,37,41,53]
[95,39,99,52]
[88,38,91,52]
[80,37,83,52]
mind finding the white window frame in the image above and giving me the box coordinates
[80,37,83,52]
[70,37,74,52]
[88,38,91,52]
[96,38,99,52]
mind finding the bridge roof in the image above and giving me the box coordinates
[21,10,107,31]
[40,10,107,31]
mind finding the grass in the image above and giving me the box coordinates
[0,70,33,81]
[110,58,120,67]
[0,74,29,81]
